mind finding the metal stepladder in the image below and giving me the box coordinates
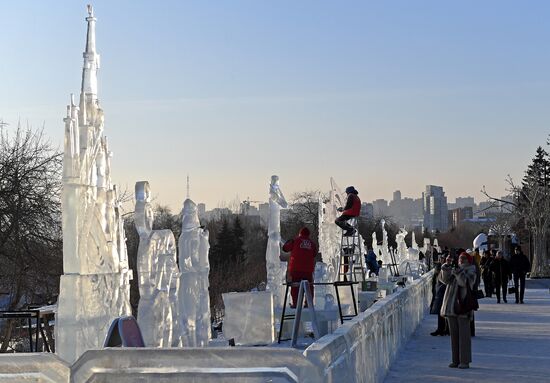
[337,217,366,283]
[277,280,320,347]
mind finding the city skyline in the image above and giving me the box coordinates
[1,1,549,210]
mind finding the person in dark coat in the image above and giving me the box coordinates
[365,248,380,276]
[430,256,449,336]
[490,250,511,303]
[510,247,531,304]
[335,186,361,236]
[479,250,494,298]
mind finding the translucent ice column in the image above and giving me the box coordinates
[135,181,181,347]
[178,198,211,347]
[380,219,391,266]
[265,175,288,309]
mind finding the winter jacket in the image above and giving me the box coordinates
[365,250,380,275]
[430,264,446,315]
[510,253,531,275]
[480,256,493,278]
[282,228,317,274]
[490,258,511,283]
[342,193,361,217]
[439,263,477,318]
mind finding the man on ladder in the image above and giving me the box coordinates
[335,186,361,236]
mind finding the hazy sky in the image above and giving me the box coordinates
[1,1,549,211]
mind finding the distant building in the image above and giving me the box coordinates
[360,202,374,219]
[423,185,449,232]
[393,190,402,202]
[455,197,475,209]
[448,207,474,228]
[258,203,269,226]
[372,199,389,216]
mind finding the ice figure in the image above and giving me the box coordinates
[372,232,379,258]
[56,5,131,363]
[433,239,441,253]
[395,228,408,264]
[265,175,288,308]
[135,181,181,347]
[317,186,341,281]
[178,198,211,347]
[379,219,392,266]
[411,232,419,251]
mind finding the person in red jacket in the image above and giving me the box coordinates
[281,227,317,308]
[335,186,361,236]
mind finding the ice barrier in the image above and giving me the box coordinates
[178,198,211,347]
[56,5,131,363]
[135,181,181,347]
[265,175,288,308]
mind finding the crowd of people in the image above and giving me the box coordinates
[429,245,531,369]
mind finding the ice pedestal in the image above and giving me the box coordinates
[222,291,275,346]
[56,272,130,363]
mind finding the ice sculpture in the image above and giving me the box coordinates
[265,175,288,308]
[372,232,380,258]
[56,5,131,363]
[395,228,408,264]
[379,219,391,266]
[411,232,419,251]
[178,198,211,347]
[135,181,182,347]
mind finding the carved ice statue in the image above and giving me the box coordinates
[265,175,288,308]
[135,182,181,347]
[178,199,211,347]
[315,189,339,308]
[411,232,419,251]
[372,232,380,259]
[380,219,391,266]
[56,5,132,363]
[395,228,408,264]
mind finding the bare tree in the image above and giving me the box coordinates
[0,124,63,351]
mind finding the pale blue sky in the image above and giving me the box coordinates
[1,1,549,210]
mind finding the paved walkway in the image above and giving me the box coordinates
[384,280,550,383]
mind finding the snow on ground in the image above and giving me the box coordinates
[384,280,550,383]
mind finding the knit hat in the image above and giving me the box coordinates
[345,186,358,194]
[299,227,310,237]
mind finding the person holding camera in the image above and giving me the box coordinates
[439,252,477,369]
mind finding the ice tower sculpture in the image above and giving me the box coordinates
[178,199,211,347]
[135,181,182,347]
[265,175,288,308]
[411,231,419,251]
[56,5,132,363]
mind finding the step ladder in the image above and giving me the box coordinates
[277,280,320,347]
[336,217,366,282]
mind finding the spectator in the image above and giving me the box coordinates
[490,250,511,303]
[510,247,530,304]
[439,252,477,369]
[430,256,449,336]
[365,248,380,276]
[480,250,494,298]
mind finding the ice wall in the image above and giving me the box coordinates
[56,5,131,363]
[265,175,288,308]
[178,198,211,347]
[135,181,181,347]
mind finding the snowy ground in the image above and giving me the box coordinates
[384,279,550,383]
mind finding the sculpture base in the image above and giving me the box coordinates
[55,272,131,363]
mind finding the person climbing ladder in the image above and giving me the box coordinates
[335,186,361,236]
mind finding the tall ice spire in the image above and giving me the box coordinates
[81,4,100,104]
